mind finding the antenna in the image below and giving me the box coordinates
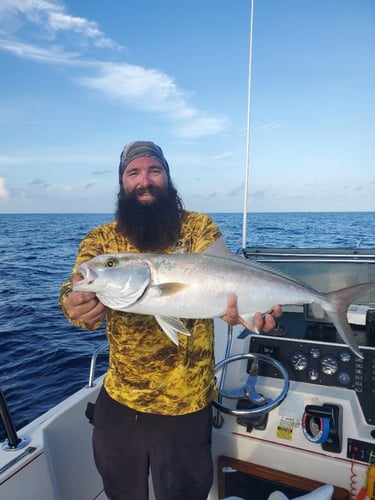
[241,0,255,251]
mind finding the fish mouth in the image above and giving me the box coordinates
[73,264,98,290]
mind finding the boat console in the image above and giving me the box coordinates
[250,312,375,427]
[211,248,375,499]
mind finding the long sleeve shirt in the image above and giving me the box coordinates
[60,210,222,415]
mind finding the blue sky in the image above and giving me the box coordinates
[0,0,374,213]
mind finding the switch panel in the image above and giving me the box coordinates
[347,438,375,463]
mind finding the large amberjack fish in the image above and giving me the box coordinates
[73,252,375,358]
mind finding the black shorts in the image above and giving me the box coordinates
[92,387,213,500]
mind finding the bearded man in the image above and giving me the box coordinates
[60,141,281,500]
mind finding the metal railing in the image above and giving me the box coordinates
[87,342,109,388]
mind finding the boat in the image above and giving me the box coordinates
[1,2,375,500]
[1,246,375,499]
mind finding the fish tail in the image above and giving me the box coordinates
[323,282,375,359]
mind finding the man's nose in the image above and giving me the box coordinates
[138,171,152,187]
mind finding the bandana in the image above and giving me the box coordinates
[119,141,170,183]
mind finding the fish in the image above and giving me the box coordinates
[72,251,375,358]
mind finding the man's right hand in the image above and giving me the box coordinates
[65,276,108,327]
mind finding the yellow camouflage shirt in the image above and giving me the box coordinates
[60,211,222,415]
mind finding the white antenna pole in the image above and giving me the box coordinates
[241,0,255,251]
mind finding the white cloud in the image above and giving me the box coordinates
[0,178,9,199]
[0,0,228,139]
[76,62,189,115]
[76,62,229,138]
[256,122,281,133]
[211,152,233,160]
[175,114,229,138]
[0,0,117,49]
[0,38,79,63]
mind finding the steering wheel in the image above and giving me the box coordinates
[213,352,289,417]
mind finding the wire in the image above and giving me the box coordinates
[350,456,359,500]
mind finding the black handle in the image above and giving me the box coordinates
[0,389,21,448]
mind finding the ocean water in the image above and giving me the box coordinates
[0,211,374,438]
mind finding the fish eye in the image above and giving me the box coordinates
[105,258,117,268]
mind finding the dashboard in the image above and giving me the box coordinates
[248,313,375,425]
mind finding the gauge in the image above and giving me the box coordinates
[290,352,309,372]
[307,368,319,381]
[339,350,351,363]
[309,347,321,359]
[337,372,351,386]
[321,355,339,375]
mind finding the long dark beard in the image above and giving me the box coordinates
[115,183,184,252]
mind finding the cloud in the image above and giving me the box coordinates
[0,0,228,139]
[28,178,50,189]
[204,192,218,200]
[76,62,229,137]
[0,0,118,50]
[227,182,244,197]
[256,122,281,133]
[76,62,190,115]
[251,189,267,200]
[0,38,79,63]
[47,13,116,49]
[175,116,229,138]
[0,178,9,199]
[211,152,233,161]
[92,169,112,175]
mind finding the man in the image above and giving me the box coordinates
[60,141,281,500]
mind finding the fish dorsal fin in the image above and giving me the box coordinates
[202,236,242,259]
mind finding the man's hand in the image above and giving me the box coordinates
[222,294,282,333]
[65,275,108,327]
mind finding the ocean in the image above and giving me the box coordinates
[0,211,374,439]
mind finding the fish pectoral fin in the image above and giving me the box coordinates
[155,315,191,345]
[152,282,189,297]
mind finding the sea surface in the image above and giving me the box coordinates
[0,211,374,439]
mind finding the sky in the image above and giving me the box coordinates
[0,0,374,214]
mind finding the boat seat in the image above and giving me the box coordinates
[267,484,334,500]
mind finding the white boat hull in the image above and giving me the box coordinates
[1,321,370,499]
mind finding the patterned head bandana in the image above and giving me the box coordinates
[119,141,170,183]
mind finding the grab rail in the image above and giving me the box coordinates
[243,248,375,264]
[87,342,108,388]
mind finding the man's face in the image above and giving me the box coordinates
[116,156,182,251]
[122,156,168,205]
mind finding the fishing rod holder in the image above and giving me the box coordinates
[0,389,30,452]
